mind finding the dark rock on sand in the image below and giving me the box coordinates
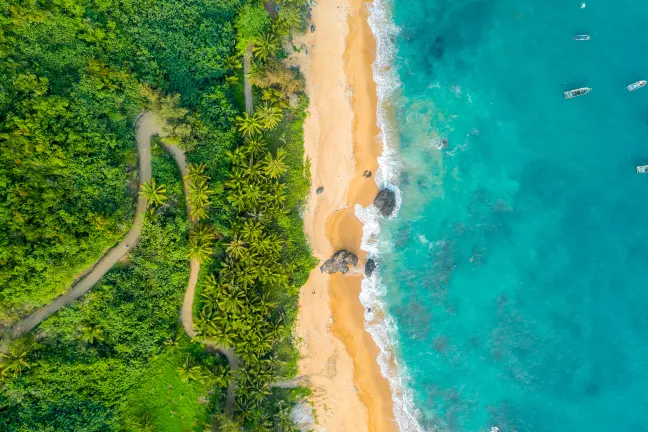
[320,250,358,274]
[365,258,376,277]
[343,252,358,266]
[316,186,324,194]
[374,188,396,217]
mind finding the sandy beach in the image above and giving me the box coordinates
[292,0,398,430]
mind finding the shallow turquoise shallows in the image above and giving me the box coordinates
[375,0,648,430]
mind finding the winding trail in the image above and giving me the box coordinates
[6,77,295,415]
[168,122,240,415]
[4,111,240,412]
[135,115,240,416]
[5,113,196,340]
[162,134,201,339]
[6,113,154,339]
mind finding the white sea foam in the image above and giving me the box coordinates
[357,1,427,431]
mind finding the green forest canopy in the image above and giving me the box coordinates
[0,0,242,326]
[1,0,316,430]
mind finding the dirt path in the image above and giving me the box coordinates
[6,113,155,338]
[159,135,200,338]
[4,111,241,413]
[6,112,203,344]
[154,115,240,415]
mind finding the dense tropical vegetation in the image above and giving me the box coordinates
[1,0,316,430]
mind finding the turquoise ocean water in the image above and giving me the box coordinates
[360,0,648,430]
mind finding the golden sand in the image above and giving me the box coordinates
[293,0,398,430]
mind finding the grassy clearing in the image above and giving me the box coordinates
[120,339,222,432]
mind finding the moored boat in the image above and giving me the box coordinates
[574,34,590,40]
[637,165,648,174]
[564,87,591,99]
[627,80,647,91]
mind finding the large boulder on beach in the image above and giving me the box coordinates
[374,188,396,217]
[320,250,358,274]
[364,258,376,277]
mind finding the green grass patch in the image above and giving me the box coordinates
[230,71,247,113]
[120,341,216,432]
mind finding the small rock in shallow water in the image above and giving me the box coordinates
[365,258,376,277]
[373,188,396,217]
[316,186,324,194]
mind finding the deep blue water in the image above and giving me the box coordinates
[374,0,648,430]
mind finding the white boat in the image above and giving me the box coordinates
[636,165,648,174]
[627,80,647,92]
[564,87,591,99]
[574,34,590,40]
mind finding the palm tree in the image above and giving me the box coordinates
[226,191,246,212]
[243,163,266,182]
[225,75,239,85]
[131,413,155,432]
[210,363,231,388]
[261,88,288,110]
[263,149,288,179]
[236,112,264,137]
[226,235,247,259]
[277,6,302,35]
[187,225,216,262]
[201,292,221,316]
[256,103,283,130]
[81,325,104,344]
[226,147,248,168]
[274,400,295,432]
[139,178,167,208]
[240,221,264,242]
[225,55,243,71]
[188,178,213,204]
[249,410,273,432]
[219,289,246,314]
[177,356,205,383]
[209,414,242,432]
[245,60,264,86]
[243,135,266,161]
[160,94,188,121]
[192,225,216,242]
[190,203,210,221]
[234,397,256,421]
[0,346,30,378]
[185,163,208,184]
[212,326,235,349]
[243,183,262,206]
[164,334,180,349]
[253,32,279,62]
[253,293,277,314]
[187,236,214,263]
[188,178,214,221]
[247,378,272,404]
[203,274,218,291]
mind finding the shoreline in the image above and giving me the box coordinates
[293,0,398,431]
